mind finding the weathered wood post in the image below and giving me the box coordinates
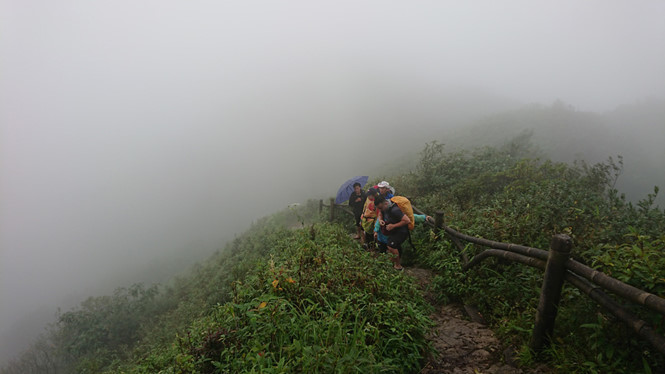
[329,198,335,222]
[531,234,572,352]
[319,199,323,214]
[435,211,444,230]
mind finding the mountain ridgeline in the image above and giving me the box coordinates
[3,121,665,372]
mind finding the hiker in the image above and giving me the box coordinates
[376,181,394,199]
[374,196,410,270]
[375,181,395,231]
[360,188,379,248]
[348,182,366,241]
[374,212,433,250]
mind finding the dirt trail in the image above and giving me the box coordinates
[406,267,540,374]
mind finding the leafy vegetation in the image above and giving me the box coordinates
[2,203,431,373]
[4,134,665,373]
[122,224,431,373]
[391,136,665,372]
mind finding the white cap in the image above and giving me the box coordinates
[377,181,391,188]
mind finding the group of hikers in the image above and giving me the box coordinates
[348,181,433,271]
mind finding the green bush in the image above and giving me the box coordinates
[391,137,665,372]
[1,204,337,374]
[117,224,432,373]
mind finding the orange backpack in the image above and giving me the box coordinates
[390,196,415,230]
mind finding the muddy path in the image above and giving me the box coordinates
[406,267,547,374]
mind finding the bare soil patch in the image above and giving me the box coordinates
[406,267,547,374]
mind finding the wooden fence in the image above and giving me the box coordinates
[322,199,665,356]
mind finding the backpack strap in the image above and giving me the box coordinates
[407,231,417,251]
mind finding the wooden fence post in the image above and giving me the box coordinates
[435,211,444,230]
[531,234,572,352]
[319,199,323,214]
[329,198,335,222]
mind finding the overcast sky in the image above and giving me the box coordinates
[1,0,664,362]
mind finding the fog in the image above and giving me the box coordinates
[2,0,664,363]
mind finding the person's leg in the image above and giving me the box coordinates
[364,231,373,249]
[387,246,401,269]
[354,214,362,240]
[387,232,407,270]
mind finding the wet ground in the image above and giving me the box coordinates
[405,267,548,374]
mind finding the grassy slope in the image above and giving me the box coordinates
[1,203,433,374]
[1,204,433,374]
[113,223,431,373]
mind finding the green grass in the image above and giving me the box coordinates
[113,224,432,373]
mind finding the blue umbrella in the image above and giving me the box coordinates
[335,176,369,204]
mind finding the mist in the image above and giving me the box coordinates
[2,0,664,363]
